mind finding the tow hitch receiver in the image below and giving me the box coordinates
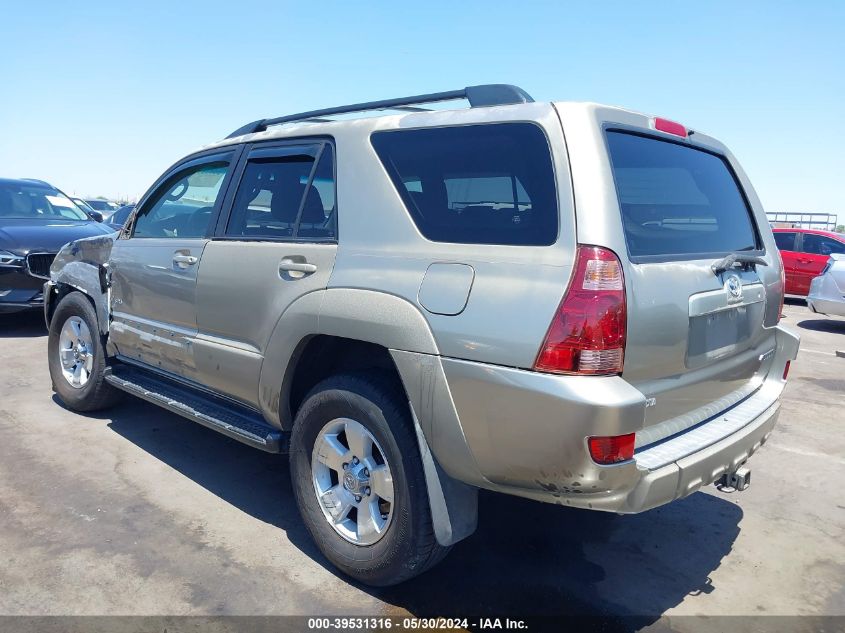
[717,466,751,491]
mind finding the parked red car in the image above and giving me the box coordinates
[773,228,845,296]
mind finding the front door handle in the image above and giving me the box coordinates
[173,254,198,266]
[279,258,317,274]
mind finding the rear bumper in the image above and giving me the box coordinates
[807,274,845,317]
[400,325,799,514]
[619,396,779,512]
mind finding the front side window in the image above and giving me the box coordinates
[802,233,845,256]
[606,131,760,260]
[371,123,558,246]
[226,144,336,240]
[133,161,229,238]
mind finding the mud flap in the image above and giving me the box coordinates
[410,408,478,546]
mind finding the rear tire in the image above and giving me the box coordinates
[290,372,450,586]
[48,291,122,412]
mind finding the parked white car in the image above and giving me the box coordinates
[808,254,845,317]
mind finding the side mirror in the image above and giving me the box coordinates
[88,210,104,223]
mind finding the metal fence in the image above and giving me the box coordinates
[766,212,839,231]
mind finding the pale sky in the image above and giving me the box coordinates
[1,1,842,223]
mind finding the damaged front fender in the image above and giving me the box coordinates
[46,233,116,334]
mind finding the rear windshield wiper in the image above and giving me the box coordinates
[711,252,768,274]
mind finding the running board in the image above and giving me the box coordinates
[104,365,286,453]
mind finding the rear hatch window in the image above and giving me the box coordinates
[603,130,778,445]
[371,123,557,245]
[606,131,761,261]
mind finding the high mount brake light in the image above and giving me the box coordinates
[653,117,687,138]
[535,245,627,375]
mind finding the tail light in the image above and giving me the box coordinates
[783,360,791,380]
[821,259,833,275]
[588,434,635,464]
[535,245,626,375]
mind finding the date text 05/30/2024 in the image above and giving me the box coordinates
[307,617,528,630]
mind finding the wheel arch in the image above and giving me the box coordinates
[46,274,107,335]
[47,235,114,335]
[261,288,478,546]
[259,287,440,428]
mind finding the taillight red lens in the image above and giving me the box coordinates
[535,245,627,375]
[588,434,636,465]
[783,360,791,380]
[653,117,687,138]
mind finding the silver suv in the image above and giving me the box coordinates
[44,84,799,586]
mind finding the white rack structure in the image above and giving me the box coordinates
[767,212,839,231]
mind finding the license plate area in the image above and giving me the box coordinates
[688,305,750,361]
[686,282,766,368]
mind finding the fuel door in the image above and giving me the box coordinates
[418,263,475,316]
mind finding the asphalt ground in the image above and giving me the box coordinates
[0,299,842,631]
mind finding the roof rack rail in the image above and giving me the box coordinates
[225,84,534,139]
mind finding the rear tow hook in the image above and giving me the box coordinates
[716,466,751,492]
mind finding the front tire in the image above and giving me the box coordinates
[290,372,450,586]
[48,291,121,412]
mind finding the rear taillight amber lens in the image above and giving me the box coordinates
[588,434,636,464]
[534,245,627,375]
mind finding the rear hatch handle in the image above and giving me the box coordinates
[711,253,769,275]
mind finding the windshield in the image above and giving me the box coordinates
[606,131,761,260]
[0,183,89,221]
[73,198,95,212]
[87,199,117,211]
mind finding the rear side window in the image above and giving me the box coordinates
[299,145,336,239]
[226,145,336,241]
[226,155,315,239]
[773,231,797,251]
[371,123,557,245]
[606,131,760,260]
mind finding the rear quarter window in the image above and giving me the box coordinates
[371,123,558,246]
[606,131,761,261]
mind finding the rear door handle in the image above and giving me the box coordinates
[279,259,317,274]
[173,254,198,266]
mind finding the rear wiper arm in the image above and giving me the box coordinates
[711,252,768,275]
